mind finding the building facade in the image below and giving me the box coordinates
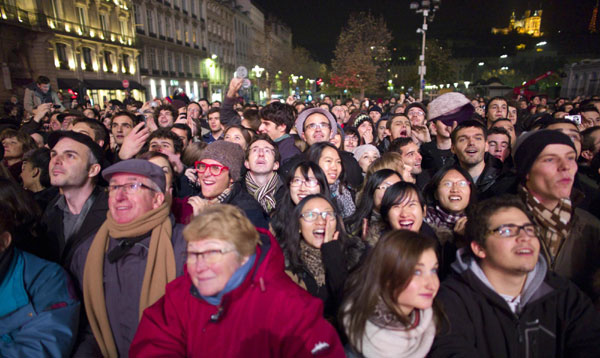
[0,0,141,106]
[561,59,600,98]
[133,0,208,101]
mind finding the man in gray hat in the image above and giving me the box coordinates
[69,159,186,358]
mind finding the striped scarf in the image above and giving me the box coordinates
[245,172,279,214]
[519,185,572,259]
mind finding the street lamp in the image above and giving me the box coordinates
[410,0,441,102]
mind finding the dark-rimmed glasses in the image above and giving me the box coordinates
[488,223,537,238]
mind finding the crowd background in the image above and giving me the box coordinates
[1,74,600,357]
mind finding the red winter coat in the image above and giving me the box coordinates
[129,229,345,357]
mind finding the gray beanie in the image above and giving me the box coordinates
[353,144,380,162]
[198,140,245,181]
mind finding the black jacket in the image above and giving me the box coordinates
[454,153,508,199]
[41,186,108,267]
[430,250,600,358]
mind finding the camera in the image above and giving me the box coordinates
[565,115,582,125]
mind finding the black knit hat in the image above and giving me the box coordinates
[353,114,373,129]
[48,130,105,166]
[513,129,577,181]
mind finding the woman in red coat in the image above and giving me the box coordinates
[130,204,344,357]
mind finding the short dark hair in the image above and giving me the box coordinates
[146,128,184,154]
[386,114,410,131]
[36,76,50,85]
[423,165,476,208]
[451,119,487,144]
[389,137,414,154]
[487,126,512,150]
[171,123,192,140]
[245,134,281,164]
[485,96,508,117]
[207,107,220,117]
[111,111,138,126]
[23,147,51,188]
[71,117,107,145]
[582,126,600,152]
[259,102,296,133]
[465,195,534,250]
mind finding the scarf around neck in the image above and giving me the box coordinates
[425,205,465,230]
[83,201,175,358]
[519,185,572,259]
[299,240,326,287]
[245,172,279,213]
[330,179,356,218]
[363,301,436,358]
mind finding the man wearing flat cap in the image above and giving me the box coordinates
[41,131,108,265]
[69,159,187,358]
[514,129,600,306]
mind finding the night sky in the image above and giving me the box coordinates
[254,0,600,63]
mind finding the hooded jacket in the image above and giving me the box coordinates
[129,229,345,357]
[429,248,600,358]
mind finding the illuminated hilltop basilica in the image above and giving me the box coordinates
[492,9,543,37]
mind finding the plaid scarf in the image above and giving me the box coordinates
[245,172,279,214]
[330,180,356,218]
[519,185,572,259]
[299,240,325,287]
[425,205,465,231]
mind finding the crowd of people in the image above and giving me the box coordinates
[1,74,600,357]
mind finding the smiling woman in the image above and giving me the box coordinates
[280,194,364,326]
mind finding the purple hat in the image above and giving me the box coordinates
[295,108,337,137]
[102,159,166,192]
[428,92,474,126]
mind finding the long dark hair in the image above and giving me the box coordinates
[271,161,330,240]
[305,142,348,192]
[345,169,400,236]
[423,165,477,211]
[380,182,425,228]
[281,194,357,273]
[342,230,440,354]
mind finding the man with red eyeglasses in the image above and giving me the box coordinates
[175,140,268,229]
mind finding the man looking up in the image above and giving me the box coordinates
[258,101,300,163]
[389,137,425,186]
[154,105,177,128]
[451,120,503,198]
[243,135,282,215]
[429,196,600,357]
[69,159,187,357]
[110,111,137,154]
[288,108,362,188]
[513,130,600,304]
[42,131,108,265]
[203,107,224,143]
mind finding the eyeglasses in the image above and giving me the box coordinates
[195,161,229,176]
[186,248,236,265]
[249,146,275,156]
[440,180,470,188]
[300,210,336,222]
[344,136,359,143]
[488,223,538,238]
[407,110,425,117]
[108,182,156,196]
[290,177,319,188]
[305,122,331,130]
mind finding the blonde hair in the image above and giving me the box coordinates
[366,152,404,178]
[183,204,259,256]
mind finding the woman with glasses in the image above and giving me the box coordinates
[270,161,330,240]
[345,169,402,247]
[131,204,344,356]
[281,194,364,327]
[306,142,356,218]
[342,230,441,358]
[423,166,475,278]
